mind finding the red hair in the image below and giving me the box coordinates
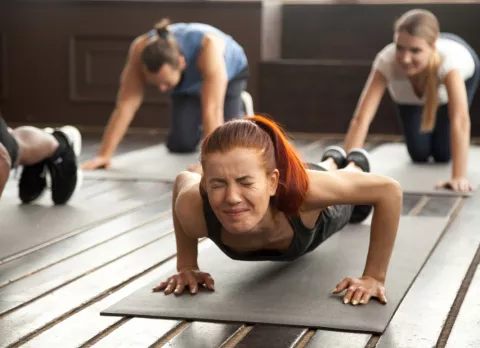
[200,115,309,216]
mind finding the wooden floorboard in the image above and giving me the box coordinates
[0,215,174,315]
[0,198,171,288]
[234,325,307,348]
[376,197,480,348]
[304,330,370,348]
[2,135,479,347]
[443,248,480,348]
[0,232,178,347]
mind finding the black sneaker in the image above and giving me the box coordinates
[18,160,48,204]
[320,145,347,169]
[46,126,83,205]
[346,148,373,224]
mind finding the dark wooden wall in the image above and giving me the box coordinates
[259,3,480,136]
[0,0,279,129]
[2,1,480,136]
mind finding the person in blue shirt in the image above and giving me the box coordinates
[82,19,249,171]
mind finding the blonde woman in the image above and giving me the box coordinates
[344,9,479,193]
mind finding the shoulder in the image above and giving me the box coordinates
[437,37,475,81]
[372,43,396,79]
[174,174,208,239]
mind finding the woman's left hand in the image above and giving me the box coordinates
[332,275,387,305]
[435,177,472,192]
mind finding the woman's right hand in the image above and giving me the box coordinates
[81,156,111,170]
[152,268,215,295]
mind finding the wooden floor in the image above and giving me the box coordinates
[1,133,479,348]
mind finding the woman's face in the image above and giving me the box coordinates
[202,147,279,234]
[394,31,435,76]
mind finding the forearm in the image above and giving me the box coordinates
[98,107,135,158]
[202,105,224,138]
[363,183,402,282]
[0,162,9,199]
[0,146,11,198]
[172,191,199,271]
[344,118,370,152]
[450,116,471,178]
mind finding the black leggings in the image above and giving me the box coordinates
[166,76,248,153]
[396,33,480,163]
[0,116,18,168]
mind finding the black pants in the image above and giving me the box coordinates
[166,77,248,153]
[0,116,18,168]
[396,33,480,163]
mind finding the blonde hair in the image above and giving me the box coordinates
[395,9,440,132]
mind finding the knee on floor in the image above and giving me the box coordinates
[166,138,198,154]
[409,153,430,163]
[432,152,451,163]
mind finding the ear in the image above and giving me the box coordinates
[268,169,280,196]
[178,55,186,69]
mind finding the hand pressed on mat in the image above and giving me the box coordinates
[435,177,472,193]
[152,268,215,295]
[332,275,387,305]
[81,155,111,170]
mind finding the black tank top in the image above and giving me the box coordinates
[201,195,331,262]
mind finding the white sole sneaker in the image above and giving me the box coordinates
[56,125,82,157]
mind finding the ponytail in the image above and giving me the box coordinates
[154,18,170,39]
[246,116,309,215]
[142,18,179,73]
[420,51,440,132]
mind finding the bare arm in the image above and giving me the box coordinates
[198,35,228,138]
[304,169,402,283]
[172,172,208,271]
[97,41,145,160]
[444,69,471,185]
[344,69,387,152]
[0,143,11,198]
[152,172,213,295]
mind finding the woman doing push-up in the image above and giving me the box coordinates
[153,115,402,306]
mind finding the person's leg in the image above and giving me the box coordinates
[431,105,451,163]
[6,121,82,204]
[223,78,248,122]
[166,94,202,153]
[396,104,433,162]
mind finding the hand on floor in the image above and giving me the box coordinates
[152,268,215,295]
[331,275,387,305]
[435,177,472,192]
[81,156,111,170]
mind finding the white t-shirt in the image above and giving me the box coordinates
[373,37,476,105]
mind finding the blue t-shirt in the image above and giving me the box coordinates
[148,23,248,95]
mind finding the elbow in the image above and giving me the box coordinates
[375,177,403,210]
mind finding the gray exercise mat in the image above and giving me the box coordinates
[369,143,480,196]
[101,216,448,333]
[0,198,145,262]
[83,144,200,182]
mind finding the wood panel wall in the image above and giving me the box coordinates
[0,0,279,129]
[258,3,480,136]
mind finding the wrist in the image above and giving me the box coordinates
[177,264,199,272]
[362,272,385,284]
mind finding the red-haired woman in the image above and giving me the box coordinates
[153,115,402,306]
